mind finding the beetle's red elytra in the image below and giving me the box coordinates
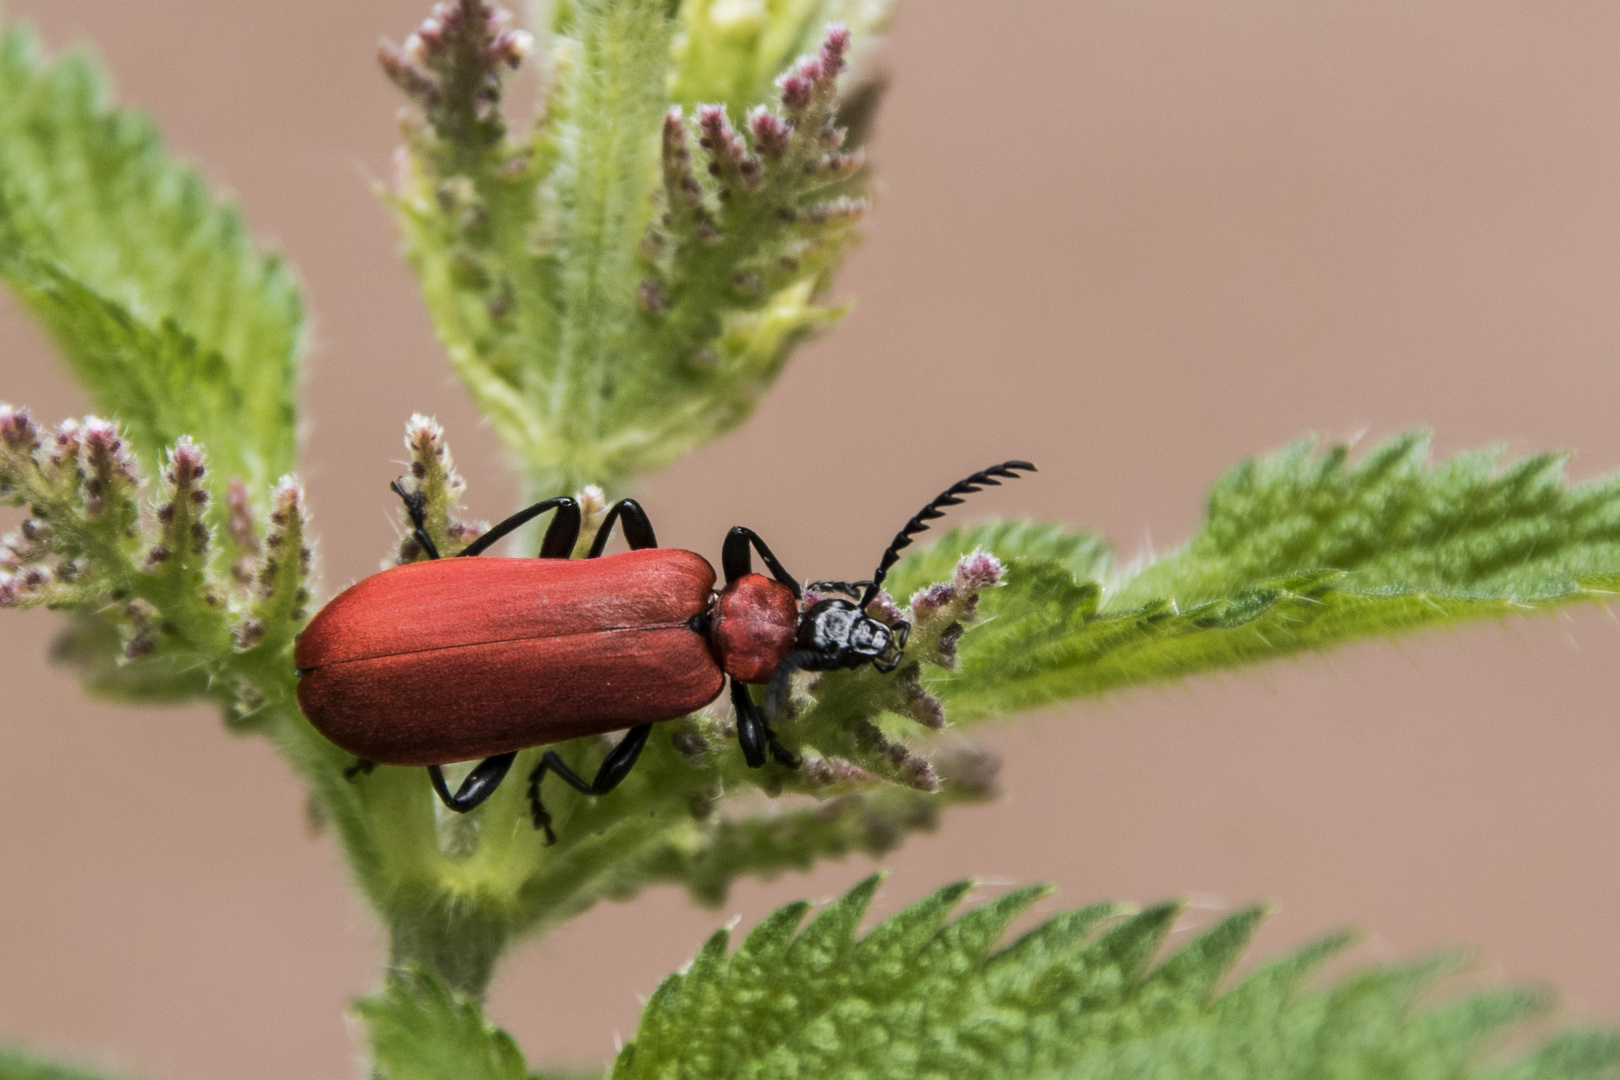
[293,461,1034,843]
[296,550,739,765]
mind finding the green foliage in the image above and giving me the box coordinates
[0,1047,129,1080]
[358,879,1620,1080]
[358,969,531,1080]
[7,4,1620,1077]
[384,0,877,493]
[884,435,1620,721]
[612,877,1620,1080]
[0,22,302,507]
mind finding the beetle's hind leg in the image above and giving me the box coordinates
[458,497,581,558]
[587,500,658,557]
[427,752,518,813]
[343,758,376,781]
[527,724,653,844]
[731,678,799,770]
[390,480,441,560]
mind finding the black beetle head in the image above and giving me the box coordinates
[796,598,908,672]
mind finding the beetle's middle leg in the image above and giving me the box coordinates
[731,678,799,769]
[527,724,653,844]
[427,751,518,813]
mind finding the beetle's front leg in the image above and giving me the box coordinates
[427,751,518,813]
[722,526,801,596]
[526,724,653,844]
[731,678,799,770]
[343,758,376,781]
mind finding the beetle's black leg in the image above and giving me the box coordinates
[731,678,799,769]
[390,480,441,560]
[587,499,658,557]
[526,724,653,844]
[722,527,802,598]
[343,758,377,781]
[457,497,581,558]
[426,751,518,813]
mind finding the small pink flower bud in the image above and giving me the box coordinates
[820,23,851,74]
[910,582,956,620]
[637,279,669,313]
[0,405,39,453]
[235,617,265,651]
[20,564,53,592]
[819,149,864,178]
[900,678,946,729]
[777,72,813,111]
[405,413,452,480]
[488,28,532,68]
[165,437,207,488]
[953,550,1003,591]
[48,419,82,470]
[865,588,905,625]
[0,574,18,607]
[747,107,792,157]
[124,629,156,659]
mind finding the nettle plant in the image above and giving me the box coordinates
[2,2,1620,1078]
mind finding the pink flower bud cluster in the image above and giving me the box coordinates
[396,414,487,561]
[909,550,1004,668]
[122,599,158,659]
[800,755,881,791]
[776,23,849,116]
[660,108,718,242]
[405,413,466,499]
[0,409,138,609]
[378,0,530,139]
[746,107,791,158]
[43,419,84,490]
[80,419,139,525]
[259,476,312,620]
[696,105,762,193]
[149,438,211,568]
[0,405,39,454]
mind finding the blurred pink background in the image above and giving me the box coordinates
[5,1,1620,1076]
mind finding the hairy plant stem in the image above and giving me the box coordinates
[388,902,511,1000]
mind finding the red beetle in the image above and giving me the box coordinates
[295,462,1033,841]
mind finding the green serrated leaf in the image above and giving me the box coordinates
[892,435,1620,722]
[1112,433,1617,608]
[610,880,1620,1080]
[356,968,531,1080]
[0,21,302,503]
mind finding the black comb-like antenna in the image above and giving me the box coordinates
[860,460,1036,608]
